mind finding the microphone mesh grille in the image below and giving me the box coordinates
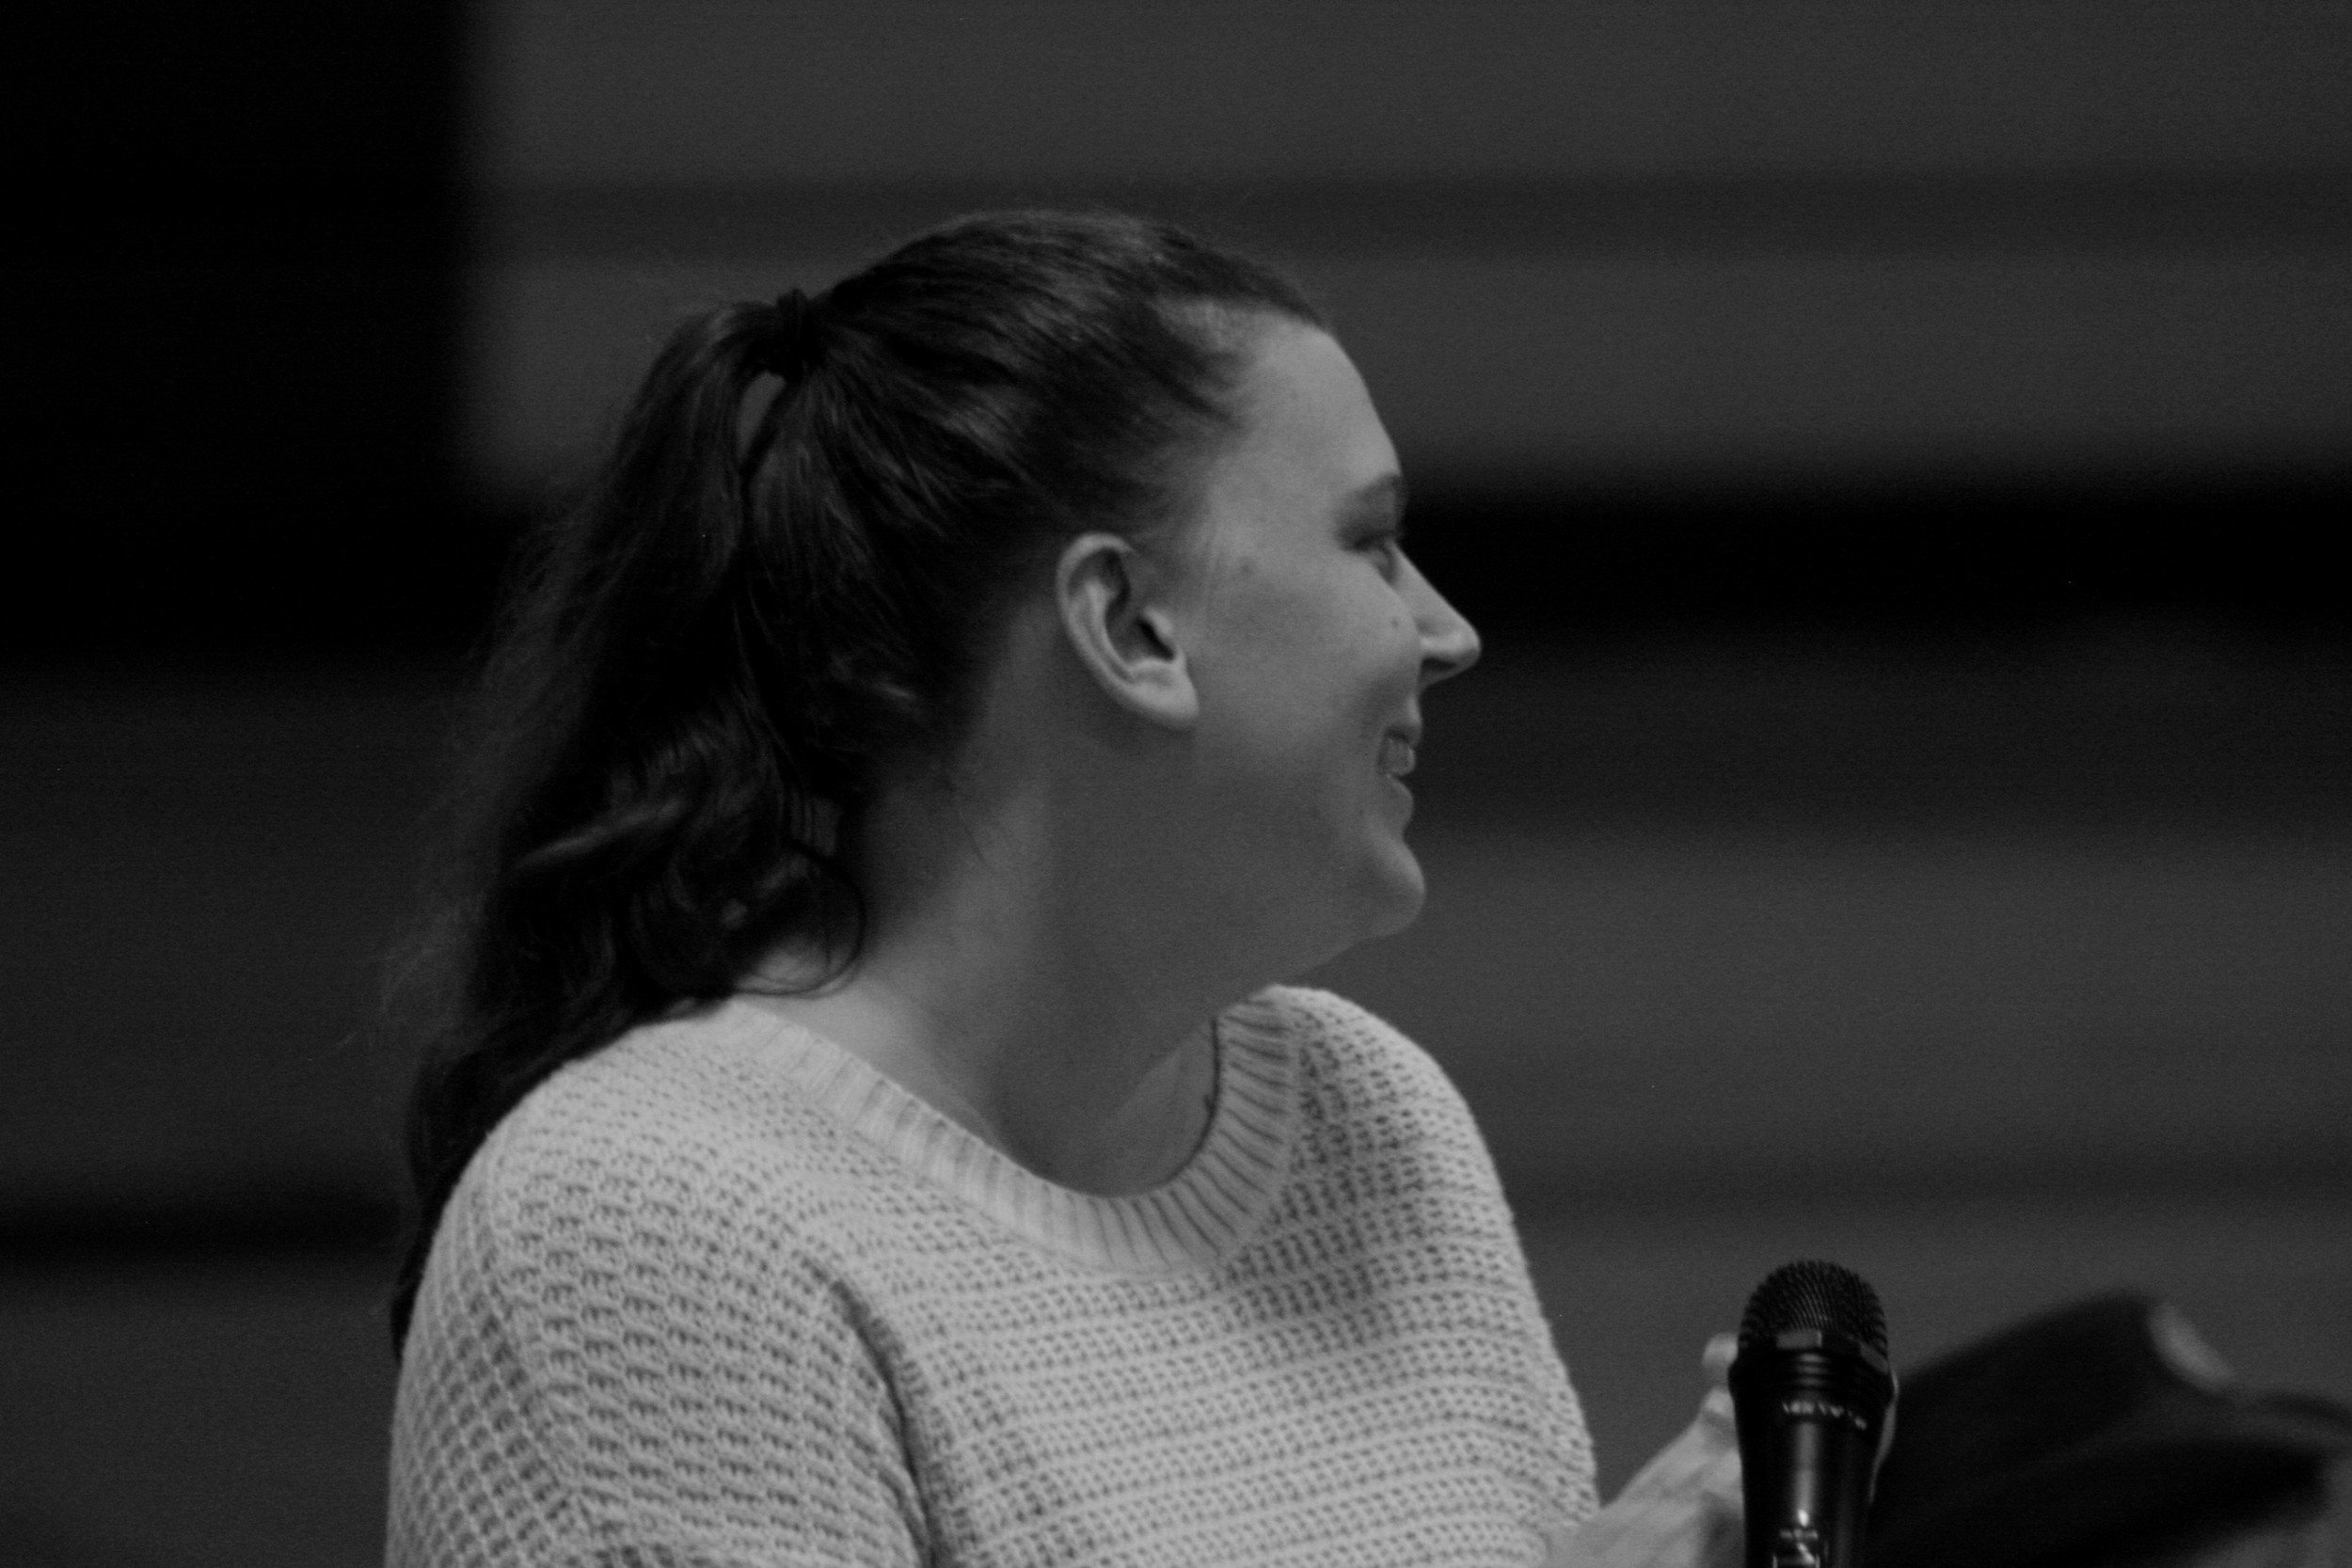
[1739,1259,1888,1355]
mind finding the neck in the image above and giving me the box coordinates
[746,763,1255,1196]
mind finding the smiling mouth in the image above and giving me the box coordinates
[1379,733,1418,777]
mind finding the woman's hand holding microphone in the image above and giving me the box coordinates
[1539,1335,1744,1568]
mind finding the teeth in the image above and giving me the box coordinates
[1380,735,1417,776]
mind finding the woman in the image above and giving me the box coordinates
[388,211,1738,1565]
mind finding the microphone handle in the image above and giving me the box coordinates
[1729,1340,1891,1568]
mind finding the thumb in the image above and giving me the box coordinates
[1701,1331,1739,1429]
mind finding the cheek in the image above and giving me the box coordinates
[1195,564,1414,743]
[1201,575,1322,689]
[1357,594,1423,696]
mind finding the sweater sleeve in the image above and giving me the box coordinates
[388,1106,929,1568]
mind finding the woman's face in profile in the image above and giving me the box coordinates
[1170,322,1480,957]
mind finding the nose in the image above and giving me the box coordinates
[1406,558,1481,688]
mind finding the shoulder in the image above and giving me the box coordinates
[425,1004,902,1341]
[1255,983,1470,1117]
[1249,984,1499,1189]
[498,1004,866,1217]
[405,1004,917,1461]
[395,1008,929,1560]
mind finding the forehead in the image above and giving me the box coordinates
[1214,326,1392,502]
[1185,324,1401,548]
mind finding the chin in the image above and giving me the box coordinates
[1351,840,1428,942]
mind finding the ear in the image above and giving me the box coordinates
[1054,531,1199,729]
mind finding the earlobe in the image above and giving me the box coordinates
[1055,532,1200,729]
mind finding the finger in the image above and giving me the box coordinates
[1700,1438,1744,1495]
[1616,1418,1717,1502]
[1702,1332,1739,1385]
[1620,1406,1740,1510]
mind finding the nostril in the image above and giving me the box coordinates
[1453,623,1483,672]
[1425,617,1481,681]
[1412,574,1480,680]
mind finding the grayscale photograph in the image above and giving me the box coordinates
[6,5,2348,1564]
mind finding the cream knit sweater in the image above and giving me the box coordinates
[388,985,1597,1566]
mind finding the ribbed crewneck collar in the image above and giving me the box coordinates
[719,991,1298,1275]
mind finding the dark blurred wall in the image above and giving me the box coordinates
[476,0,2350,639]
[13,4,471,657]
[6,10,469,1559]
[10,3,2345,652]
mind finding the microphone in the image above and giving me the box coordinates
[1728,1260,1896,1568]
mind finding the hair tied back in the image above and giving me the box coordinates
[755,288,828,384]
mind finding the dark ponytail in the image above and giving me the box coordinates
[389,211,1320,1346]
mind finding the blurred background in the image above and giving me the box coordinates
[5,3,2347,1562]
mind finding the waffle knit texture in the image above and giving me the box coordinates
[387,985,1597,1566]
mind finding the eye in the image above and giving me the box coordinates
[1358,531,1405,579]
